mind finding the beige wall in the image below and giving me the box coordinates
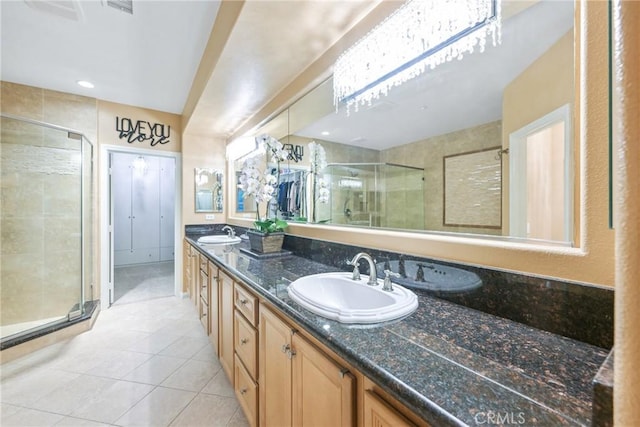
[1,81,98,326]
[613,0,640,422]
[182,133,227,228]
[228,1,614,287]
[98,100,182,152]
[502,30,575,237]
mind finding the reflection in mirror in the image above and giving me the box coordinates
[195,168,223,213]
[231,0,576,244]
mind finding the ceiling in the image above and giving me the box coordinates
[0,0,380,139]
[1,0,220,114]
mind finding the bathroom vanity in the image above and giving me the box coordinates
[184,229,611,426]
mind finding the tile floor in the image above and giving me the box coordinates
[113,262,176,305]
[1,264,249,427]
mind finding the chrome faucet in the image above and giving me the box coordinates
[347,252,377,286]
[222,225,236,238]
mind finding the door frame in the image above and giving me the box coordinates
[508,103,573,242]
[100,144,182,309]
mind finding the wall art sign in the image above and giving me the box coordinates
[283,143,304,162]
[116,116,171,146]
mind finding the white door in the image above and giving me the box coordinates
[509,104,573,243]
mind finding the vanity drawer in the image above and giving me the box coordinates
[234,283,258,326]
[234,354,258,427]
[199,253,208,272]
[199,298,209,335]
[234,311,257,380]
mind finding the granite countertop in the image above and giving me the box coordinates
[186,235,608,426]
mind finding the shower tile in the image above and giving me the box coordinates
[0,217,45,256]
[123,355,187,385]
[1,171,45,216]
[160,358,220,392]
[70,380,153,424]
[0,82,44,119]
[169,394,239,427]
[115,386,196,427]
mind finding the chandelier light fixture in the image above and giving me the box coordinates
[333,0,501,113]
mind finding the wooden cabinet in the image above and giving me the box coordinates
[208,261,220,356]
[219,270,235,383]
[183,241,197,303]
[259,304,355,427]
[362,377,429,427]
[198,254,210,335]
[234,283,260,427]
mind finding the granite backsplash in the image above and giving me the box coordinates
[185,224,614,349]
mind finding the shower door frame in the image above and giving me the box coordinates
[99,144,182,310]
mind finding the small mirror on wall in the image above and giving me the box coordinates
[195,168,223,213]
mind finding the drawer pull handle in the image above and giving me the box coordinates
[240,338,248,345]
[287,349,297,360]
[240,388,247,395]
[281,344,290,354]
[240,299,248,305]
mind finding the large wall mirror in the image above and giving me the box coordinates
[231,0,577,245]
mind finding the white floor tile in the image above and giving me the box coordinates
[85,350,153,379]
[70,380,154,424]
[0,264,251,427]
[123,355,187,385]
[169,394,239,427]
[159,336,209,359]
[1,407,65,427]
[200,370,235,398]
[161,359,221,392]
[115,387,196,427]
[31,375,115,416]
[0,367,80,406]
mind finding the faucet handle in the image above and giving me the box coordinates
[383,270,400,291]
[351,265,361,281]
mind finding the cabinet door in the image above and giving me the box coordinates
[112,153,132,266]
[131,156,160,261]
[259,306,293,427]
[219,271,235,383]
[208,262,220,356]
[363,390,416,427]
[292,333,355,427]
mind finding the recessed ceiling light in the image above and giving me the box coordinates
[77,80,94,89]
[321,131,330,136]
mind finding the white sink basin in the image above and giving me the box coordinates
[287,272,418,324]
[197,235,241,245]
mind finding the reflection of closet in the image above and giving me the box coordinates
[112,153,175,266]
[270,169,307,219]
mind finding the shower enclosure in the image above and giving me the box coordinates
[0,113,94,345]
[322,163,424,230]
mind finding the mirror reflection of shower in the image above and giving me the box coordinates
[324,163,425,230]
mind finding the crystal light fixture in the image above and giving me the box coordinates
[333,0,501,113]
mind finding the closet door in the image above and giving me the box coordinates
[159,157,175,261]
[131,156,160,263]
[112,153,133,266]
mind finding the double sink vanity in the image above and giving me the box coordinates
[184,226,611,426]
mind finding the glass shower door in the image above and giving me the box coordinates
[0,115,90,343]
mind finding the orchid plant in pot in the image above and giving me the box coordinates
[238,134,288,253]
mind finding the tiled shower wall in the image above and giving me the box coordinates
[0,81,97,327]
